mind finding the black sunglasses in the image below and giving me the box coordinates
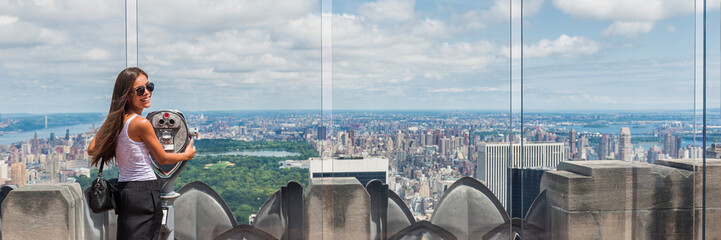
[134,82,154,96]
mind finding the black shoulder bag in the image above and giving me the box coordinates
[85,158,119,213]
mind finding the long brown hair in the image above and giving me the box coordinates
[90,67,148,166]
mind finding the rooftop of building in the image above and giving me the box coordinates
[2,158,720,239]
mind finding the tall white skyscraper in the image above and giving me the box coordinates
[441,137,451,156]
[0,160,8,182]
[476,142,566,208]
[309,157,389,186]
[619,127,632,162]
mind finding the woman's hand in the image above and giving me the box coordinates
[184,139,196,160]
[135,117,195,165]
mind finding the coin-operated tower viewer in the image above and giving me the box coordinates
[146,110,196,240]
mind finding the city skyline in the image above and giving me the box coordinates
[1,109,708,222]
[1,0,721,113]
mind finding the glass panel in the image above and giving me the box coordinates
[703,0,720,237]
[521,0,700,238]
[330,1,512,239]
[0,1,125,184]
[138,1,321,238]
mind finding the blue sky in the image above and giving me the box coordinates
[0,0,719,113]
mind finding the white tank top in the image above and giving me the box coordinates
[116,114,157,182]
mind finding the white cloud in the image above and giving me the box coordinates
[358,0,415,22]
[502,35,600,59]
[601,21,655,38]
[141,0,317,31]
[429,88,465,93]
[327,12,602,109]
[278,14,322,49]
[0,15,18,25]
[412,18,448,37]
[366,87,407,96]
[582,93,618,104]
[85,48,111,61]
[667,25,676,32]
[423,72,444,80]
[0,0,322,112]
[0,15,68,47]
[552,0,712,21]
[552,91,618,104]
[327,12,507,96]
[428,87,503,93]
[453,0,544,30]
[553,0,719,38]
[492,0,544,20]
[0,0,122,24]
[0,0,624,112]
[330,12,505,92]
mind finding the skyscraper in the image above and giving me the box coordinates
[619,127,632,162]
[426,131,433,146]
[32,132,40,154]
[647,146,662,163]
[674,136,682,158]
[309,157,389,186]
[338,132,348,147]
[535,129,544,142]
[440,137,451,156]
[597,134,610,160]
[580,135,588,150]
[9,163,26,187]
[664,133,676,158]
[476,142,566,208]
[317,126,327,140]
[569,129,577,157]
[663,133,683,159]
[396,131,404,150]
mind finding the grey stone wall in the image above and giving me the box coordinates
[540,159,721,240]
[1,161,720,240]
[304,177,371,240]
[1,183,83,240]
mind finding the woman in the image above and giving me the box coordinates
[87,67,195,239]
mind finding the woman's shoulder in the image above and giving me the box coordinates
[127,115,154,141]
[128,115,152,130]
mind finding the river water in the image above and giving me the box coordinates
[0,122,101,146]
[553,124,700,149]
[553,124,657,135]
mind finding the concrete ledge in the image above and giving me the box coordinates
[2,183,83,240]
[541,160,721,239]
[557,160,651,178]
[657,159,721,209]
[542,161,695,211]
[304,177,370,240]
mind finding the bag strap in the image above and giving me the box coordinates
[97,158,105,179]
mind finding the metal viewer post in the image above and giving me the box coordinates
[146,110,194,240]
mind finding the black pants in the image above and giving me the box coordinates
[116,180,162,240]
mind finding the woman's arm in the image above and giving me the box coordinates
[133,117,195,165]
